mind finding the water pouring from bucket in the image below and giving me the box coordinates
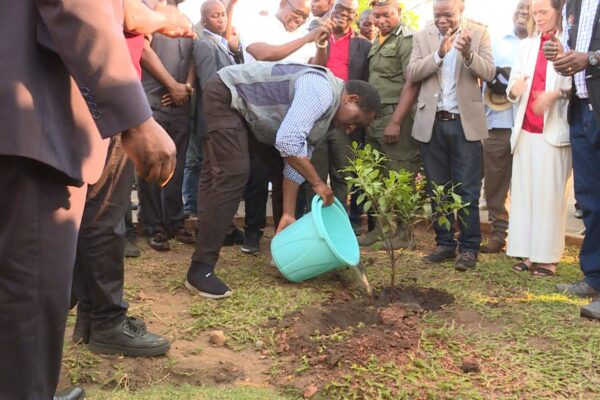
[271,196,363,284]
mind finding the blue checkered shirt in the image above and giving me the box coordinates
[275,72,335,184]
[562,0,598,98]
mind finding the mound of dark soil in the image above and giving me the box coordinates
[271,286,454,391]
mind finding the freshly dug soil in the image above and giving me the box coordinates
[271,286,454,390]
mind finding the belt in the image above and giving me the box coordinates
[436,111,460,121]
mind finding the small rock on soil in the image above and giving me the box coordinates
[208,330,226,347]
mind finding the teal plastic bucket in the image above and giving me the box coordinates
[271,196,360,282]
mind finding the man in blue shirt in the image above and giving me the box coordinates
[480,0,529,253]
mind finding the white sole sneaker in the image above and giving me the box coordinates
[185,280,232,299]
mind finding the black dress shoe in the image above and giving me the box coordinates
[172,226,195,245]
[54,386,85,400]
[223,227,245,246]
[148,231,170,251]
[72,310,91,344]
[124,238,141,257]
[88,316,170,357]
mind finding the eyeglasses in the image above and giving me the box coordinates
[286,0,310,21]
[333,3,357,20]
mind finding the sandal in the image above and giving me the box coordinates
[532,264,556,277]
[513,261,531,272]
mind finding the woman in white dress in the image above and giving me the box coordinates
[506,0,572,276]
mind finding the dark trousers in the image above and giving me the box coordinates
[482,128,512,240]
[138,110,190,235]
[305,127,356,210]
[420,119,483,252]
[244,137,284,232]
[183,118,203,216]
[570,98,600,291]
[72,137,132,330]
[0,156,87,400]
[191,76,283,267]
[244,146,269,233]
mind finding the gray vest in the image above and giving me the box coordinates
[217,62,345,146]
[142,34,194,115]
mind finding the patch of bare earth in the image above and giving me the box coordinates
[59,242,273,392]
[270,286,454,393]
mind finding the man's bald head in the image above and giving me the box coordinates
[201,0,224,18]
[201,0,227,34]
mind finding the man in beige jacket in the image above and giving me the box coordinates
[407,0,494,271]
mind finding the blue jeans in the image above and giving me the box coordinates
[570,98,600,291]
[420,119,482,252]
[183,119,203,216]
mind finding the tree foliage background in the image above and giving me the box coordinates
[356,0,420,30]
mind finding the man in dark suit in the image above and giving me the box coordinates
[0,1,176,399]
[545,0,600,319]
[192,0,245,251]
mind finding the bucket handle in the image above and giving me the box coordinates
[311,195,346,241]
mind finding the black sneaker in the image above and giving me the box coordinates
[223,227,245,246]
[88,316,169,357]
[186,270,233,299]
[422,246,456,264]
[148,231,170,251]
[241,230,263,255]
[455,251,478,271]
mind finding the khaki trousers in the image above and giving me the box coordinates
[482,128,512,240]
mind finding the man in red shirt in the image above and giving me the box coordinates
[306,0,372,210]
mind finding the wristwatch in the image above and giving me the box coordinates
[588,51,599,67]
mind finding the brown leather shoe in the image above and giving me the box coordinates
[480,239,505,253]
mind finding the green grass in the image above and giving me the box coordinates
[69,240,600,399]
[184,251,341,348]
[322,246,600,399]
[87,384,296,400]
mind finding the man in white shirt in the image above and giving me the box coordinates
[242,0,332,63]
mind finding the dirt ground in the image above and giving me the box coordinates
[59,225,456,396]
[269,286,454,392]
[58,221,598,399]
[60,244,274,392]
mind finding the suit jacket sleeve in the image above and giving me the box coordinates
[407,30,440,83]
[506,39,528,103]
[360,39,372,82]
[194,39,220,91]
[466,26,495,82]
[35,0,152,139]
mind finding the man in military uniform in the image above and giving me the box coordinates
[359,0,421,249]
